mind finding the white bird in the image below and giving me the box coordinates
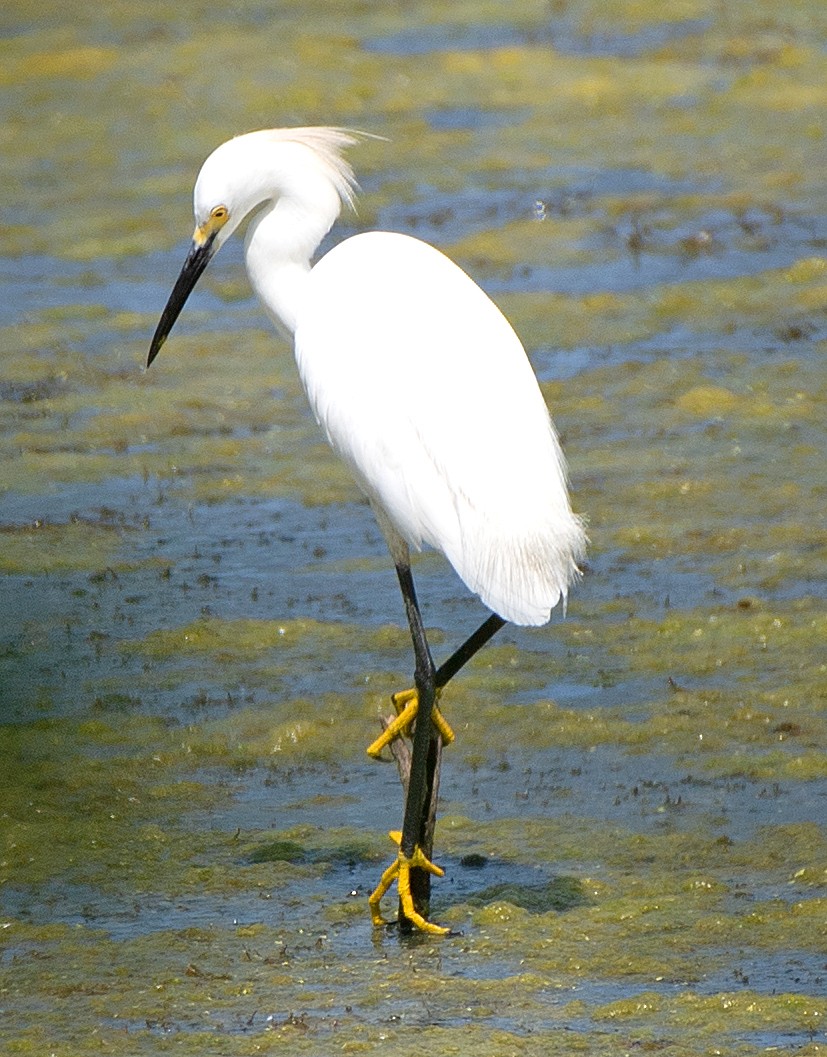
[148,127,587,935]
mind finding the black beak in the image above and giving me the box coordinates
[147,235,217,367]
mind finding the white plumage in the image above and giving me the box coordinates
[152,126,586,625]
[296,230,583,624]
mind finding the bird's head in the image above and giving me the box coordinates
[146,128,362,368]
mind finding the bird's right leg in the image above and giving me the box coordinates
[368,561,448,934]
[366,613,506,759]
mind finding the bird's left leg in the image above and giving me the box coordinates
[369,561,449,934]
[367,613,506,759]
[366,686,455,758]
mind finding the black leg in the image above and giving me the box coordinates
[395,562,437,859]
[379,570,508,931]
[435,613,506,690]
[392,572,507,929]
[394,562,441,928]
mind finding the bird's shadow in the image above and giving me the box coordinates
[437,855,592,916]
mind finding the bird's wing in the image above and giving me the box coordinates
[295,231,585,623]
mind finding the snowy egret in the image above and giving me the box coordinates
[148,127,587,934]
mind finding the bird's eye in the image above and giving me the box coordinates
[210,205,229,221]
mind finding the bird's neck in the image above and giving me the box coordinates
[244,190,338,337]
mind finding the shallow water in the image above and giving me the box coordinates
[1,1,826,1055]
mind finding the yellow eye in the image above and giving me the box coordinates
[194,204,230,246]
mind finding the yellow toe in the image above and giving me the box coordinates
[368,832,450,936]
[366,689,455,758]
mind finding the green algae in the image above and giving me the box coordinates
[0,520,126,574]
[246,828,380,869]
[594,989,827,1033]
[124,615,408,663]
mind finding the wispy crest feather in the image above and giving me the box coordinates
[260,127,367,211]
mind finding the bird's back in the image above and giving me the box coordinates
[294,230,586,625]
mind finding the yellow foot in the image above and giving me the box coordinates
[368,831,450,935]
[366,688,456,759]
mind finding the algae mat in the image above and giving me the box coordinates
[1,1,826,1054]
